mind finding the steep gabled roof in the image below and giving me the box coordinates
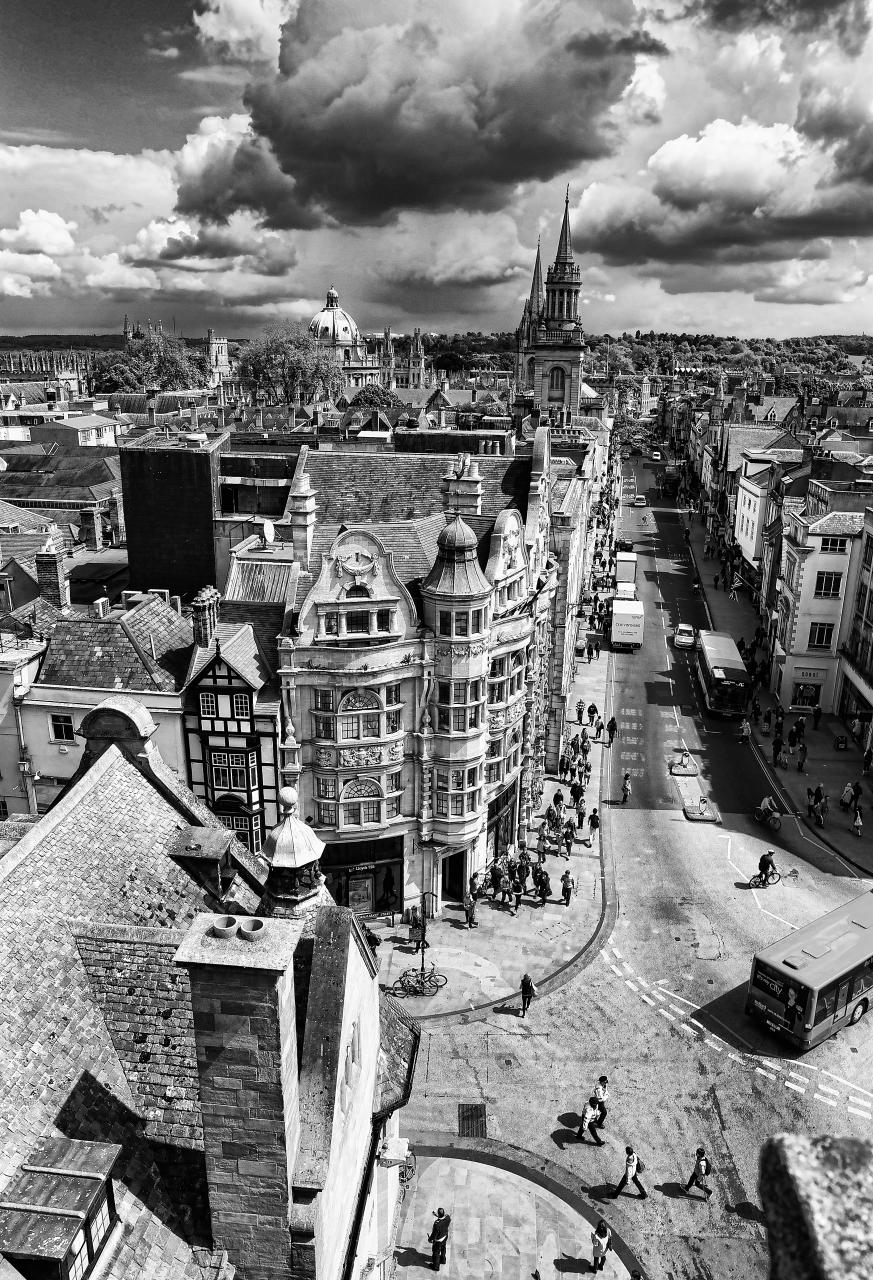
[36,596,193,692]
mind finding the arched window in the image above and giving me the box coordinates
[548,367,566,401]
[526,357,536,388]
[338,689,380,712]
[340,777,383,825]
[346,584,370,599]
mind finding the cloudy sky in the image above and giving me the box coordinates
[3,0,873,338]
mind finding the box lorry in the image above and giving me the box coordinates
[611,598,644,649]
[616,552,637,585]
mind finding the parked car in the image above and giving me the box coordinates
[615,537,634,552]
[651,450,662,461]
[673,622,696,649]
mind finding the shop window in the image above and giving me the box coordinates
[808,623,834,649]
[814,571,842,599]
[199,692,217,718]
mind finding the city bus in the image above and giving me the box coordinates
[695,630,750,716]
[746,890,873,1051]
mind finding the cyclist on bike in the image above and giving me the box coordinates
[739,717,751,743]
[758,794,778,819]
[758,849,777,885]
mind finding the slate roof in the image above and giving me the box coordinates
[0,498,57,532]
[37,596,194,692]
[0,595,68,640]
[300,451,530,524]
[724,427,788,474]
[307,512,446,588]
[0,448,122,503]
[808,511,866,536]
[376,998,420,1116]
[184,621,271,690]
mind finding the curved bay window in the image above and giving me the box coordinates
[311,684,403,740]
[434,678,483,733]
[434,763,483,817]
[488,650,525,704]
[341,778,383,827]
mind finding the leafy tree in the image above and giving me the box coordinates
[239,320,344,404]
[348,384,403,410]
[92,332,209,393]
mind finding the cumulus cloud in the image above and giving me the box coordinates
[128,212,297,275]
[193,0,298,66]
[380,212,528,290]
[176,0,667,228]
[611,57,667,126]
[81,252,159,291]
[683,0,871,55]
[0,209,78,255]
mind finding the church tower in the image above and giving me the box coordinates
[515,190,587,416]
[382,327,396,389]
[407,327,426,389]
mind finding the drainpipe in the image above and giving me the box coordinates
[13,688,37,816]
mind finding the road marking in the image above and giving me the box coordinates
[625,980,639,993]
[678,1022,696,1035]
[788,1069,812,1083]
[729,1053,744,1063]
[819,1068,873,1099]
[669,1004,689,1018]
[658,987,697,1008]
[704,1039,723,1052]
[815,1082,840,1097]
[755,1067,777,1080]
[784,1080,806,1094]
[849,1095,873,1108]
[849,1105,872,1119]
[814,1093,838,1107]
[612,946,623,959]
[658,1009,676,1022]
[609,963,622,976]
[640,994,655,1006]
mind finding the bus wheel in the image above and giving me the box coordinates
[849,1000,868,1026]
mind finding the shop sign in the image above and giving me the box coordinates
[796,669,824,680]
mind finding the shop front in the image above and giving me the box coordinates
[786,664,827,711]
[838,668,873,748]
[320,834,404,915]
[486,778,518,862]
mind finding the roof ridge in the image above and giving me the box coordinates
[117,612,167,689]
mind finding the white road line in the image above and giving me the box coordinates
[849,1095,872,1107]
[788,1069,812,1083]
[625,980,639,993]
[688,1018,706,1031]
[622,962,635,974]
[609,963,623,976]
[678,1022,696,1035]
[815,1082,840,1097]
[669,1004,689,1018]
[728,1052,744,1063]
[755,1067,777,1080]
[784,1080,806,1094]
[658,1009,676,1022]
[705,1039,723,1052]
[819,1069,873,1099]
[658,987,697,1009]
[641,994,656,1006]
[849,1105,872,1119]
[814,1093,838,1107]
[612,946,623,959]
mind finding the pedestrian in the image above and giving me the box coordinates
[865,747,873,775]
[594,638,601,659]
[428,1208,451,1271]
[463,891,475,928]
[536,822,548,863]
[561,868,575,906]
[500,871,512,907]
[762,707,772,736]
[806,787,815,818]
[581,735,591,760]
[559,750,569,782]
[468,871,480,900]
[518,852,531,893]
[612,1145,647,1199]
[570,777,585,805]
[797,741,808,773]
[606,715,618,746]
[813,703,822,731]
[562,820,575,859]
[751,696,761,724]
[590,1221,612,1272]
[594,1075,609,1127]
[577,1096,604,1145]
[587,702,598,727]
[795,715,806,742]
[854,806,864,838]
[774,708,784,737]
[737,636,745,656]
[787,727,797,757]
[586,641,594,664]
[512,876,523,914]
[576,794,587,828]
[621,772,632,804]
[545,801,558,833]
[410,904,428,954]
[576,698,585,722]
[772,734,783,767]
[587,808,600,846]
[713,571,720,590]
[852,779,862,811]
[538,870,552,906]
[520,972,537,1017]
[684,1147,713,1199]
[852,716,862,740]
[570,731,580,754]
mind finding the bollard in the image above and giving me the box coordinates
[699,796,708,815]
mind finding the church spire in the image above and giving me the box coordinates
[528,237,544,314]
[554,186,574,265]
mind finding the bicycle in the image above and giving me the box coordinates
[388,963,448,998]
[749,868,782,888]
[753,804,782,831]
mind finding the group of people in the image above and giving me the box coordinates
[839,778,865,837]
[464,837,578,921]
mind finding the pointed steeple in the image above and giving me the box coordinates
[528,237,544,315]
[554,186,574,265]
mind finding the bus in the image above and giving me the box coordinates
[695,630,750,716]
[746,890,873,1051]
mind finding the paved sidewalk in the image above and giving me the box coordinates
[686,514,873,875]
[396,1153,635,1279]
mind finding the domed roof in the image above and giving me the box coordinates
[438,514,478,553]
[308,285,361,346]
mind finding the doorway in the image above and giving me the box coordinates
[441,849,465,902]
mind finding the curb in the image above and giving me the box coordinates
[402,1131,644,1277]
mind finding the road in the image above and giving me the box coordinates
[404,461,873,1280]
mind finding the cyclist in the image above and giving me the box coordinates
[758,794,778,820]
[738,717,751,743]
[758,849,777,886]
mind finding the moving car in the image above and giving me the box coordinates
[673,622,696,649]
[633,494,647,506]
[651,450,662,461]
[615,537,634,552]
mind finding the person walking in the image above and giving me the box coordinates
[787,726,797,758]
[587,702,598,727]
[463,890,476,928]
[854,806,863,838]
[428,1208,451,1271]
[813,703,822,730]
[612,1146,647,1199]
[621,772,632,804]
[606,715,618,746]
[762,707,772,736]
[520,972,537,1017]
[594,715,604,742]
[713,570,720,591]
[594,1075,609,1128]
[560,868,575,906]
[586,641,594,664]
[865,746,873,775]
[499,871,512,908]
[772,733,784,768]
[684,1147,713,1199]
[577,1096,604,1145]
[590,1221,612,1272]
[512,875,523,914]
[587,808,600,847]
[538,870,552,906]
[797,740,808,773]
[559,750,569,783]
[594,638,601,659]
[410,904,428,954]
[562,819,575,859]
[576,793,587,830]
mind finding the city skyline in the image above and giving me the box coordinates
[1,0,873,339]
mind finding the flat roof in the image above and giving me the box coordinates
[755,891,873,987]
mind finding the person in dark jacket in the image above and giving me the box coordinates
[428,1208,451,1270]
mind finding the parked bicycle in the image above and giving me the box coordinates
[387,963,448,999]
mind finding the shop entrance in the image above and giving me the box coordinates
[441,849,465,902]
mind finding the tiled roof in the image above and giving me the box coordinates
[376,996,420,1117]
[37,597,193,692]
[218,602,285,671]
[308,513,446,587]
[185,621,270,690]
[0,449,122,503]
[725,427,786,474]
[809,511,866,536]
[0,498,57,532]
[301,451,530,524]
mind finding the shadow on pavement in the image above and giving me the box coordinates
[654,1180,690,1200]
[394,1246,432,1270]
[725,1201,767,1225]
[554,1255,589,1273]
[693,981,799,1057]
[551,1127,578,1151]
[583,1182,616,1205]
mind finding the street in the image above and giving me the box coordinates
[401,461,873,1280]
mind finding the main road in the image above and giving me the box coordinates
[405,461,873,1279]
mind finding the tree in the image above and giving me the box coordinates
[348,384,403,411]
[239,320,344,404]
[92,332,209,393]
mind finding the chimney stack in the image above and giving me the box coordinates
[175,914,305,1279]
[286,473,317,564]
[191,585,220,647]
[35,547,70,610]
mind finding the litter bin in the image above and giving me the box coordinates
[834,734,848,751]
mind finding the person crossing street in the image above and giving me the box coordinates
[684,1147,713,1199]
[612,1146,647,1199]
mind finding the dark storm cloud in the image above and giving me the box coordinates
[683,0,870,54]
[176,0,666,228]
[795,89,873,185]
[152,223,296,276]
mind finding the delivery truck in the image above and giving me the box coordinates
[611,598,644,649]
[614,582,637,601]
[616,552,637,585]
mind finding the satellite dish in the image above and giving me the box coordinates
[262,520,275,544]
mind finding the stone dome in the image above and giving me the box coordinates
[438,514,478,553]
[308,285,361,346]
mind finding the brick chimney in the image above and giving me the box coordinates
[175,914,305,1280]
[443,454,482,516]
[286,472,316,564]
[191,585,220,647]
[35,548,70,609]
